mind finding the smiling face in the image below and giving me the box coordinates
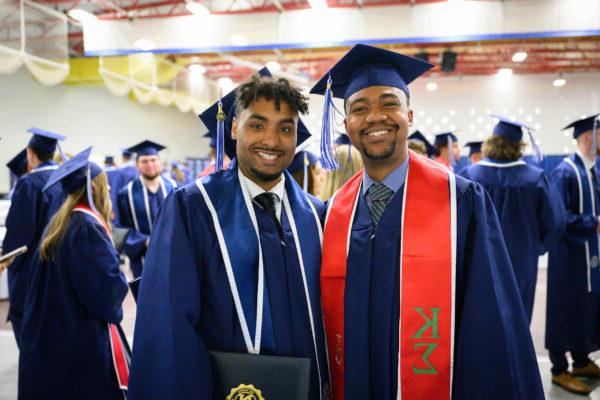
[232,97,297,189]
[137,155,163,180]
[344,86,413,167]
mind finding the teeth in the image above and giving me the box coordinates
[367,130,388,137]
[258,152,278,160]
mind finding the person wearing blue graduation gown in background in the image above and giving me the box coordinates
[104,155,123,224]
[118,149,138,185]
[464,141,483,164]
[461,116,565,323]
[116,140,175,278]
[546,114,600,395]
[19,147,129,400]
[2,128,66,349]
[311,44,543,399]
[433,131,460,170]
[6,149,29,197]
[129,71,330,399]
[407,130,435,158]
[287,150,320,195]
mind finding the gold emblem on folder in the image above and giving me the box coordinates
[226,384,265,400]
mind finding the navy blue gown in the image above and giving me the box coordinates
[343,174,544,399]
[462,159,566,322]
[118,163,138,185]
[546,154,600,355]
[18,211,129,399]
[106,166,124,224]
[2,161,65,347]
[128,168,329,400]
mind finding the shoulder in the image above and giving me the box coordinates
[68,212,111,242]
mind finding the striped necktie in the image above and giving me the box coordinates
[367,182,394,225]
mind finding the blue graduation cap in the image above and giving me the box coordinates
[104,156,115,165]
[310,44,433,170]
[126,140,166,157]
[27,127,66,155]
[563,114,600,139]
[199,66,312,172]
[464,141,483,157]
[287,151,318,192]
[491,114,543,161]
[334,134,351,146]
[7,149,28,178]
[122,149,133,158]
[408,130,435,157]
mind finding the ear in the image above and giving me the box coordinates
[231,117,238,140]
[408,109,414,127]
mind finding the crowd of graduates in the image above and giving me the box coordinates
[2,43,600,399]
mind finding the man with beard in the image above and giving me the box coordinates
[128,73,329,399]
[117,141,175,278]
[546,114,600,395]
[311,44,543,399]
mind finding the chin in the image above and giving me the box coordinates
[250,166,283,183]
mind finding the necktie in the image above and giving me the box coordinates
[254,192,285,245]
[367,182,394,226]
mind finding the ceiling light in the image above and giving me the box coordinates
[426,82,438,91]
[266,61,281,72]
[553,76,566,87]
[512,51,527,62]
[189,64,206,74]
[308,0,328,9]
[186,2,210,15]
[497,68,513,78]
[134,38,156,51]
[534,108,541,114]
[68,9,97,23]
[230,35,248,46]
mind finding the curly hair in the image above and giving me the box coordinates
[235,74,309,116]
[482,135,525,161]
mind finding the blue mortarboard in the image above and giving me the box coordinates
[126,140,166,157]
[27,127,65,154]
[44,147,102,195]
[104,156,115,165]
[464,141,483,156]
[287,151,318,174]
[408,130,435,157]
[563,114,600,139]
[434,132,459,147]
[122,149,133,157]
[310,44,434,100]
[7,149,28,178]
[334,134,351,146]
[491,114,543,161]
[310,44,433,170]
[199,67,311,166]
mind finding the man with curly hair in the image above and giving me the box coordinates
[128,70,330,400]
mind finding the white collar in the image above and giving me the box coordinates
[239,167,286,202]
[576,150,596,171]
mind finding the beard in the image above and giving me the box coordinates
[249,165,282,183]
[141,171,161,180]
[360,136,398,160]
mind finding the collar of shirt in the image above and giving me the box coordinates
[361,155,409,197]
[239,167,286,221]
[576,150,596,172]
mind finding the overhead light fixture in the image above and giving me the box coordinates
[308,0,328,9]
[134,38,156,51]
[497,68,513,78]
[512,51,527,62]
[218,77,234,92]
[189,64,206,74]
[68,9,97,23]
[230,35,248,46]
[186,1,210,15]
[426,82,438,91]
[266,61,282,72]
[553,73,566,87]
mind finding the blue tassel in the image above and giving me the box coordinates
[86,166,99,215]
[216,101,226,172]
[320,76,340,171]
[57,143,68,163]
[527,129,544,163]
[302,153,309,192]
[592,118,599,157]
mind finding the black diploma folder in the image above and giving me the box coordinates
[111,226,130,253]
[209,351,311,400]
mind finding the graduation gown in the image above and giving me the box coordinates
[546,154,600,353]
[118,163,138,185]
[128,164,330,400]
[337,170,543,399]
[117,177,174,278]
[2,161,65,347]
[106,166,124,224]
[462,159,566,322]
[18,211,129,399]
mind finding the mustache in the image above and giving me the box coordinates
[359,123,399,136]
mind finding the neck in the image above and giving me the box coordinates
[142,175,161,191]
[577,143,596,161]
[362,148,408,182]
[239,165,281,191]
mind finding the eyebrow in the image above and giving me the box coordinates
[348,93,402,107]
[248,114,296,125]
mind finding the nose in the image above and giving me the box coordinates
[259,127,280,148]
[365,107,388,124]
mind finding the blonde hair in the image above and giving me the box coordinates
[40,172,112,260]
[319,145,364,201]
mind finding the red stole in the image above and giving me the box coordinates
[73,204,130,391]
[434,156,453,171]
[321,151,456,400]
